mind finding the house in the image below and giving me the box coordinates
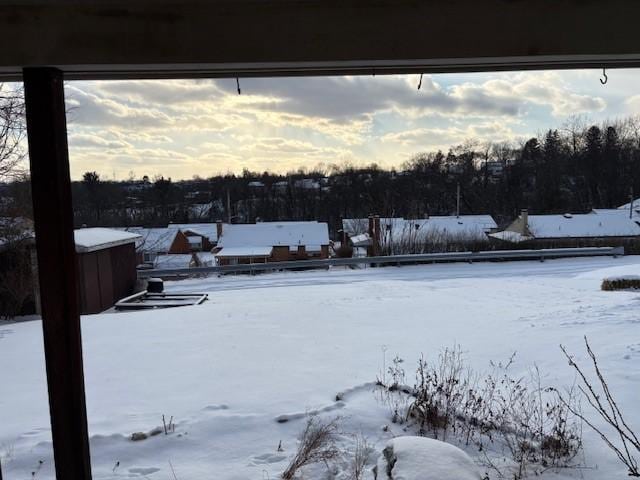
[168,222,220,250]
[343,215,497,255]
[214,221,330,265]
[74,228,141,314]
[272,180,289,194]
[490,209,640,250]
[123,227,183,262]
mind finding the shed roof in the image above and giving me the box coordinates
[74,228,141,253]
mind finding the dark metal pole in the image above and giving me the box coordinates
[23,67,92,480]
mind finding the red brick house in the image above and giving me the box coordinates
[213,221,330,265]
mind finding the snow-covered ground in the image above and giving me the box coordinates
[1,256,639,479]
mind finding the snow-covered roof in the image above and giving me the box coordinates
[342,216,497,242]
[217,222,329,251]
[74,228,141,253]
[349,233,372,247]
[122,227,179,253]
[618,198,640,211]
[597,205,640,218]
[168,223,220,242]
[526,213,640,239]
[214,246,273,257]
[153,254,194,269]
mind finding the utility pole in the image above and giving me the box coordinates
[630,187,635,219]
[456,182,461,218]
[226,188,231,223]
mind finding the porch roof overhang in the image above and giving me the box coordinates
[2,0,640,81]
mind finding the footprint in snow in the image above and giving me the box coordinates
[203,404,230,412]
[248,452,288,466]
[128,467,161,476]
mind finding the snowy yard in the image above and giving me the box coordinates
[1,256,640,479]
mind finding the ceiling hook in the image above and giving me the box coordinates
[600,67,608,85]
[417,73,423,90]
[236,77,241,95]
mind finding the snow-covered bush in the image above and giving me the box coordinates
[601,275,640,291]
[373,436,482,480]
[376,347,582,479]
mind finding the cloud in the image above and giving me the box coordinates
[381,122,521,149]
[65,85,174,129]
[69,132,132,149]
[62,72,614,179]
[625,95,640,112]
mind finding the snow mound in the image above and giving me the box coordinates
[374,436,481,480]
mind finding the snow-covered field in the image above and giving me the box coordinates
[1,256,639,479]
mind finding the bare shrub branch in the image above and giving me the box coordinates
[281,416,340,480]
[559,337,640,477]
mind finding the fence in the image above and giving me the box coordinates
[138,246,624,278]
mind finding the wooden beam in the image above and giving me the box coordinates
[23,67,93,480]
[2,1,640,80]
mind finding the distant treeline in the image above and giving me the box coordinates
[2,117,639,233]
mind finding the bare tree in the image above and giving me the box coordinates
[0,83,26,180]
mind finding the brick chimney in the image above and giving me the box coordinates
[367,215,375,256]
[216,220,223,239]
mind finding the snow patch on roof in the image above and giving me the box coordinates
[526,213,640,239]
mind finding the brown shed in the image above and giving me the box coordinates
[74,228,141,314]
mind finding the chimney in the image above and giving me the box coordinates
[367,215,374,257]
[216,220,223,239]
[521,209,529,232]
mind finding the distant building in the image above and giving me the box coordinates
[272,180,289,194]
[214,221,330,265]
[342,215,497,255]
[125,223,222,263]
[490,209,640,250]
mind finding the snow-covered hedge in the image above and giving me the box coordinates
[601,275,640,291]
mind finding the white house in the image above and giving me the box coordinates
[490,209,640,244]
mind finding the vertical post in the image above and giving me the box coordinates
[23,67,92,480]
[456,182,461,218]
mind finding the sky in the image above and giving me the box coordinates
[56,68,640,180]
